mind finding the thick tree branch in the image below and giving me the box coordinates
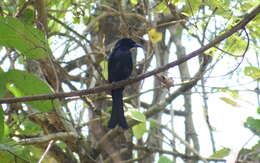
[34,0,47,32]
[0,5,259,104]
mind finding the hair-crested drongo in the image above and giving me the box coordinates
[108,38,142,129]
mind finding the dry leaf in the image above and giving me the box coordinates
[148,28,162,44]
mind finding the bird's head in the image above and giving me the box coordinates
[114,38,142,50]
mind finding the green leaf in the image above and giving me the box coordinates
[83,15,90,25]
[219,97,239,107]
[0,141,43,162]
[237,141,260,162]
[248,14,260,40]
[21,145,43,162]
[5,70,59,112]
[0,71,7,98]
[158,155,172,163]
[224,34,247,56]
[171,0,181,5]
[56,140,67,149]
[130,0,138,6]
[0,105,4,141]
[100,60,108,80]
[0,16,50,59]
[106,106,112,112]
[2,124,9,138]
[132,122,146,139]
[245,117,260,136]
[210,148,231,158]
[218,88,239,98]
[129,110,146,122]
[244,66,260,80]
[73,16,80,24]
[156,2,170,14]
[18,8,34,25]
[19,120,42,135]
[182,0,202,16]
[0,143,30,163]
[204,0,231,19]
[257,107,260,115]
[149,119,158,128]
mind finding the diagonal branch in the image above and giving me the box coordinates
[0,5,259,104]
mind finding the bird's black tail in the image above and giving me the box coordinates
[108,88,128,129]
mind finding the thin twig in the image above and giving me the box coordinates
[38,140,54,163]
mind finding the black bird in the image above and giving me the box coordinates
[108,38,142,129]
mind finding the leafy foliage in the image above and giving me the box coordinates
[0,16,50,59]
[218,88,239,98]
[156,2,170,14]
[182,0,202,16]
[128,109,147,138]
[0,71,6,98]
[210,148,231,158]
[0,141,43,163]
[236,141,260,162]
[244,66,260,80]
[158,155,172,163]
[128,109,146,122]
[219,96,239,107]
[100,60,108,80]
[245,117,260,136]
[132,122,147,139]
[224,34,248,56]
[130,0,138,6]
[0,70,59,112]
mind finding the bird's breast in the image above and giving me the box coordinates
[108,51,133,82]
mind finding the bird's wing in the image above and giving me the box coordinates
[108,49,133,82]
